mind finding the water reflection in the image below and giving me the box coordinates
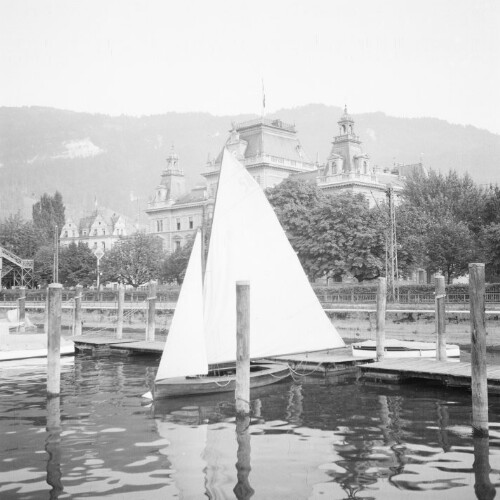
[474,436,496,500]
[233,415,254,500]
[1,354,500,498]
[45,396,63,499]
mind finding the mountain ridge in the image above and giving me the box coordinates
[1,104,499,221]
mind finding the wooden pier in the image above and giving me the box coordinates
[72,337,164,355]
[360,358,500,393]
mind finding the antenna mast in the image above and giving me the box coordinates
[386,187,399,301]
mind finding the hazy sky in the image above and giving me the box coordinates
[1,0,499,133]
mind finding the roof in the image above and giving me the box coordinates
[213,118,312,165]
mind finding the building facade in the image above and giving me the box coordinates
[59,210,130,252]
[146,108,426,251]
[295,106,406,207]
[146,118,316,251]
[145,147,212,253]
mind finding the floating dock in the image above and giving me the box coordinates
[360,358,500,393]
[72,336,164,355]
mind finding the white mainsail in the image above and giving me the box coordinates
[203,149,345,365]
[155,231,207,381]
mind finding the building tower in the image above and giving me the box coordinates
[325,105,370,175]
[153,146,186,205]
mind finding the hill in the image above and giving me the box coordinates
[1,104,499,220]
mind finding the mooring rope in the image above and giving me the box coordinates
[287,361,324,378]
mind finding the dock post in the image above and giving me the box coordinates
[18,286,26,333]
[47,283,62,397]
[146,280,157,342]
[117,284,124,339]
[236,281,250,416]
[44,287,49,334]
[74,284,83,336]
[376,277,387,361]
[435,274,447,361]
[469,263,489,437]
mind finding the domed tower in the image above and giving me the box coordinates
[326,105,369,175]
[153,145,186,204]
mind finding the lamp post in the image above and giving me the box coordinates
[94,248,104,290]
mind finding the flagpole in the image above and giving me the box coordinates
[261,78,266,118]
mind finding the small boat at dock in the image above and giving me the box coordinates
[351,339,460,359]
[153,150,345,399]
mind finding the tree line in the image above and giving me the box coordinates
[266,169,500,284]
[2,168,500,288]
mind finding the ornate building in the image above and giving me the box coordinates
[146,109,426,251]
[145,147,211,253]
[59,209,130,252]
[296,106,405,206]
[146,118,316,251]
[203,118,316,196]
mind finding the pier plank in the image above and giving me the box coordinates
[360,358,500,393]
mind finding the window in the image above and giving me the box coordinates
[175,240,181,250]
[188,217,193,229]
[93,229,97,236]
[156,220,163,232]
[93,242,97,249]
[102,242,105,250]
[176,218,181,230]
[64,231,68,237]
[83,230,87,236]
[103,229,106,236]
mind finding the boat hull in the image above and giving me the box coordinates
[352,339,460,359]
[154,362,290,399]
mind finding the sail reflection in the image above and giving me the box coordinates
[45,395,63,499]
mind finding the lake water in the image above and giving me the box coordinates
[1,353,499,499]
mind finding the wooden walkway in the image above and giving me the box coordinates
[72,337,164,355]
[360,358,500,393]
[72,337,371,372]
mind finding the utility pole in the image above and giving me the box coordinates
[386,187,399,302]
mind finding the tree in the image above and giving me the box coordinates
[0,212,41,258]
[395,203,433,277]
[300,193,385,281]
[100,232,164,287]
[425,217,479,284]
[268,179,385,282]
[161,237,195,284]
[480,223,500,280]
[32,191,66,245]
[403,169,486,234]
[33,245,55,287]
[59,242,97,287]
[266,178,325,239]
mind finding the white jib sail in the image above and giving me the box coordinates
[203,149,345,365]
[155,231,208,381]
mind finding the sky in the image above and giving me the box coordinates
[1,0,499,134]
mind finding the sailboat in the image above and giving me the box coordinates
[153,149,345,399]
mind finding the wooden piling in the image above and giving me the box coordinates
[236,281,251,416]
[435,274,447,361]
[376,277,387,361]
[18,286,26,333]
[44,287,49,334]
[74,284,83,337]
[116,284,124,339]
[146,280,157,342]
[469,263,489,437]
[47,283,62,397]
